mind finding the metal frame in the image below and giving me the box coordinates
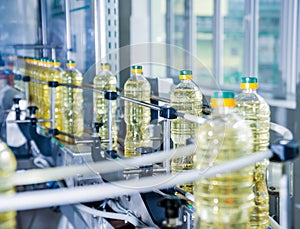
[184,0,194,69]
[65,0,72,60]
[279,0,298,97]
[166,0,174,77]
[243,0,259,78]
[213,0,224,85]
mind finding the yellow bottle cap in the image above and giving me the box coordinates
[179,70,192,80]
[131,65,143,74]
[210,91,236,108]
[240,77,258,90]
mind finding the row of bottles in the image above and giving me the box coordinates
[194,77,270,228]
[12,56,84,143]
[11,55,272,227]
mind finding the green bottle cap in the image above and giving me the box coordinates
[132,65,143,70]
[213,91,235,99]
[179,70,192,80]
[241,77,258,83]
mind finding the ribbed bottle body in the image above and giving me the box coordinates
[170,79,202,193]
[195,94,254,228]
[124,72,151,157]
[61,64,84,142]
[0,141,17,229]
[93,68,118,149]
[236,91,270,228]
[49,62,63,131]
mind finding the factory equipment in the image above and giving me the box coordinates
[0,62,298,228]
[0,0,299,228]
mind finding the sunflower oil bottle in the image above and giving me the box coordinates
[194,91,254,228]
[35,58,44,118]
[93,63,118,149]
[235,77,270,228]
[170,70,202,193]
[61,60,84,143]
[49,59,64,131]
[124,65,151,157]
[0,140,17,229]
[40,59,52,128]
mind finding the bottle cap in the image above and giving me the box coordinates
[210,91,235,108]
[100,63,110,70]
[52,59,61,67]
[131,65,143,74]
[66,60,76,67]
[179,70,192,80]
[240,77,258,90]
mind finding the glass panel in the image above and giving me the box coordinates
[173,0,185,80]
[258,0,281,90]
[0,0,38,57]
[150,0,167,77]
[223,0,245,85]
[193,0,214,87]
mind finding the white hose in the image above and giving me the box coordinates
[12,144,196,186]
[0,150,272,212]
[270,122,293,140]
[269,216,282,229]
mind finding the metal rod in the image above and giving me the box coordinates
[93,0,100,73]
[166,0,174,77]
[163,119,171,173]
[99,0,107,61]
[107,99,113,151]
[213,0,224,84]
[243,0,259,76]
[40,0,48,57]
[24,81,29,103]
[51,48,56,60]
[65,0,71,60]
[50,87,56,129]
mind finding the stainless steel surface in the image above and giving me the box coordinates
[163,119,171,173]
[107,99,113,151]
[50,87,55,129]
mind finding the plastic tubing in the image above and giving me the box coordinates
[0,150,272,212]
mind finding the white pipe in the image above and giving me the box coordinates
[12,144,196,186]
[0,150,272,212]
[269,216,282,229]
[279,175,288,229]
[270,122,293,140]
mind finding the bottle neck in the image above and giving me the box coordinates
[212,106,235,116]
[242,88,257,93]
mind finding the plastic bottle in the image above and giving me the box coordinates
[194,91,254,228]
[49,59,64,131]
[93,63,118,149]
[61,60,84,143]
[170,70,202,193]
[41,59,51,128]
[235,77,270,228]
[0,140,17,228]
[124,65,151,157]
